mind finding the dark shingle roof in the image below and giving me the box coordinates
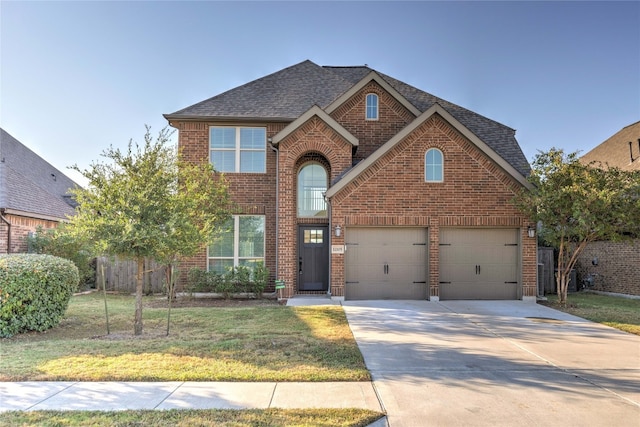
[165,60,530,177]
[0,128,78,220]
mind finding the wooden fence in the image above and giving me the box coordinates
[538,247,555,295]
[96,257,167,294]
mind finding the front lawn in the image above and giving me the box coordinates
[0,292,370,382]
[540,292,640,335]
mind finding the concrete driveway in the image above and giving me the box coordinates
[342,300,640,427]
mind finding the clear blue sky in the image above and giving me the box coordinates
[2,1,639,187]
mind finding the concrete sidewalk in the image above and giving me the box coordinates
[0,381,383,413]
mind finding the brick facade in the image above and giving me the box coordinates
[0,213,59,254]
[575,240,640,296]
[171,66,536,300]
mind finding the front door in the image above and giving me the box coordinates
[298,225,329,291]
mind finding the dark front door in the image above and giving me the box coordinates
[298,225,329,291]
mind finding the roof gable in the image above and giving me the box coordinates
[271,105,359,147]
[325,104,531,198]
[0,128,78,220]
[325,71,421,117]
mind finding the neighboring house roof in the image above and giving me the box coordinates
[0,128,78,221]
[165,59,530,177]
[581,120,640,171]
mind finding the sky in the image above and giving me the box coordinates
[2,1,639,187]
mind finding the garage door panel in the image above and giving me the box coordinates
[440,228,519,300]
[346,228,427,300]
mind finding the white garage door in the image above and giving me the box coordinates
[345,227,428,300]
[439,228,519,300]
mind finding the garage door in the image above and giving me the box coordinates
[439,228,519,300]
[345,227,427,300]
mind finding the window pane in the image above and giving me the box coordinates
[209,259,234,275]
[240,128,266,149]
[211,151,235,172]
[366,94,378,119]
[425,149,443,182]
[209,219,234,257]
[239,216,265,258]
[240,151,266,173]
[297,164,327,217]
[210,128,236,149]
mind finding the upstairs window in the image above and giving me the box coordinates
[425,148,444,182]
[210,127,266,173]
[298,163,328,217]
[365,93,378,120]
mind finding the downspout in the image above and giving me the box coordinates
[326,194,332,296]
[0,209,11,253]
[269,142,279,281]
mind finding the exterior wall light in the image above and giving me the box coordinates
[527,225,536,238]
[335,225,342,237]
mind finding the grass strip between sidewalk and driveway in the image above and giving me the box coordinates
[0,292,370,382]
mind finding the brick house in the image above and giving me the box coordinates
[0,128,78,253]
[164,60,537,301]
[577,121,640,296]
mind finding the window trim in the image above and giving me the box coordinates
[207,215,266,273]
[365,93,379,121]
[425,148,444,183]
[209,126,266,173]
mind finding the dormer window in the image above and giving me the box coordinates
[365,93,378,120]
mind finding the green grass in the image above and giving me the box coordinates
[0,408,384,427]
[541,292,640,335]
[0,293,370,382]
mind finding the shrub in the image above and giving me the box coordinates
[186,263,270,299]
[0,254,79,338]
[27,225,94,289]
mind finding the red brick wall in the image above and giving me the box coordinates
[172,120,286,290]
[575,239,640,296]
[0,213,60,254]
[331,81,415,163]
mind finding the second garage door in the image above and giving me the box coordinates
[345,227,428,300]
[439,228,519,300]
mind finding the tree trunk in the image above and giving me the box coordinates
[134,257,144,335]
[557,271,568,305]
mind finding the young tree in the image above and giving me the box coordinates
[69,126,231,335]
[513,148,639,305]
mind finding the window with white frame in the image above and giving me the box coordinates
[210,127,266,173]
[425,148,444,182]
[208,215,265,274]
[297,163,327,217]
[365,93,378,120]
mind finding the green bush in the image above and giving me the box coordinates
[186,263,269,299]
[27,225,94,289]
[0,254,79,338]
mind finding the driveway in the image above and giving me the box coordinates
[342,300,640,427]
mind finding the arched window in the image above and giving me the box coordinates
[298,163,328,217]
[365,93,378,120]
[425,148,444,182]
